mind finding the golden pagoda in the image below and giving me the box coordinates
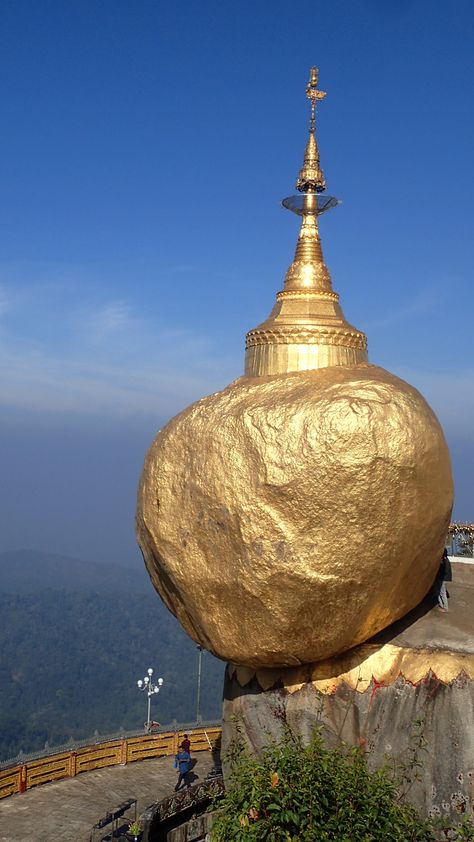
[136,68,452,669]
[245,67,367,377]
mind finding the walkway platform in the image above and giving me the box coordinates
[0,751,214,842]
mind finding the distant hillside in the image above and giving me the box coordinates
[0,550,224,761]
[0,549,151,594]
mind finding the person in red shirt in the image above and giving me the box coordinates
[180,734,191,753]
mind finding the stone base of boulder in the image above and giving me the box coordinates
[222,562,474,820]
[166,810,218,842]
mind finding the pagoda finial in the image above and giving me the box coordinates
[296,66,326,193]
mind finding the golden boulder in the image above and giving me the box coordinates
[136,68,453,669]
[136,364,452,667]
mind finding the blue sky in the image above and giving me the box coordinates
[0,0,472,566]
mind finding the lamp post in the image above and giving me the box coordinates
[196,645,203,725]
[137,667,164,732]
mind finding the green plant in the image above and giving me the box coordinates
[385,716,429,802]
[432,815,474,842]
[127,819,142,836]
[211,728,474,842]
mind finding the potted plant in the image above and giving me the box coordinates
[127,819,143,840]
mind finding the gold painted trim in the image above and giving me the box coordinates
[229,644,474,695]
[276,290,340,302]
[245,328,368,349]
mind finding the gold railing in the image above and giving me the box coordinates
[0,726,222,801]
[448,523,474,536]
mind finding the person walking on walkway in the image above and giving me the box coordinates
[174,748,192,791]
[436,548,452,612]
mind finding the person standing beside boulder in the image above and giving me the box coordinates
[436,548,452,612]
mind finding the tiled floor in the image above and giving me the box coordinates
[0,751,214,842]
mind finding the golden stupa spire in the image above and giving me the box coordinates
[245,67,368,377]
[296,66,326,193]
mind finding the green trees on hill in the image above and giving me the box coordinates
[0,553,225,760]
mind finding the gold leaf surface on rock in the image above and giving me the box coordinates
[136,363,453,667]
[229,645,474,694]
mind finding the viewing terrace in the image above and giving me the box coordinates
[0,726,221,842]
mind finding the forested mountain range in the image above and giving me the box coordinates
[0,550,225,761]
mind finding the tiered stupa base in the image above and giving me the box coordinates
[222,561,474,820]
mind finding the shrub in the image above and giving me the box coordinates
[211,729,474,842]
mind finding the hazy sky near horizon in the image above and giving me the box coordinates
[0,0,473,567]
